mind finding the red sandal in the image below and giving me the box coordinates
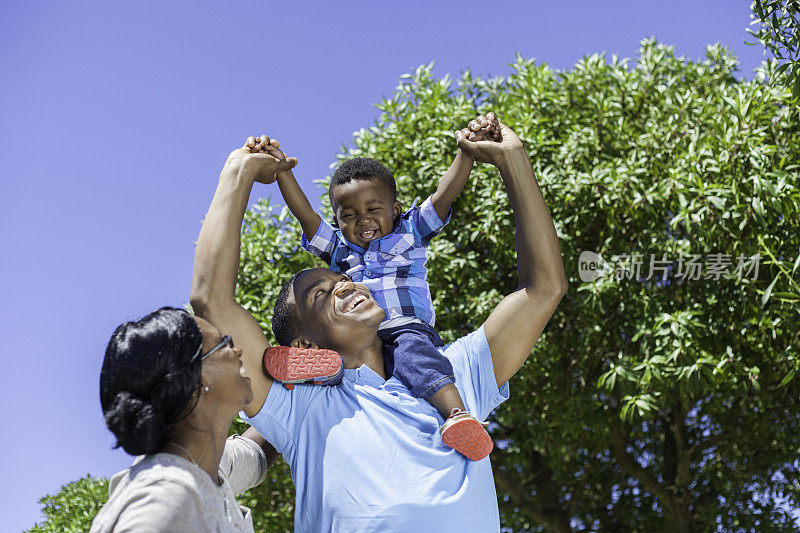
[440,409,493,461]
[263,346,344,390]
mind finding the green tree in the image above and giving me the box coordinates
[32,40,800,531]
[748,0,800,97]
[27,475,108,533]
[235,39,800,531]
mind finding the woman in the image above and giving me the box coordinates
[90,307,277,532]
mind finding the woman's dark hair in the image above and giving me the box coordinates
[100,307,203,456]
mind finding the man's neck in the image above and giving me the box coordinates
[338,334,387,379]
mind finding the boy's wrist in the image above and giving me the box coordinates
[275,169,295,182]
[457,148,475,165]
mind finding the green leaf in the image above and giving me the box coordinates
[762,274,780,308]
[779,368,797,387]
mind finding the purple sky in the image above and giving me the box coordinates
[1,1,767,530]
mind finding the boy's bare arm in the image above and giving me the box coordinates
[430,149,475,222]
[276,169,322,238]
[430,113,501,222]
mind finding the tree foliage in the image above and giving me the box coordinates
[234,39,800,532]
[26,475,108,533]
[32,40,800,531]
[748,0,800,97]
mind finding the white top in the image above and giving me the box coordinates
[90,435,268,533]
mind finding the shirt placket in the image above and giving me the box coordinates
[363,242,379,279]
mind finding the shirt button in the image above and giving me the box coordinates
[365,271,373,278]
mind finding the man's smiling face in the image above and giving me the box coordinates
[331,179,401,248]
[291,268,384,351]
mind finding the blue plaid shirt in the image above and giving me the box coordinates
[301,195,450,328]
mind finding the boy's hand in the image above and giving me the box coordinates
[455,115,525,166]
[249,135,297,182]
[461,112,502,142]
[222,135,298,184]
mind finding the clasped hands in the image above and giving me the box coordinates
[455,112,525,165]
[221,135,297,184]
[223,112,524,181]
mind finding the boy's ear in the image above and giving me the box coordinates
[331,213,339,228]
[290,338,319,350]
[393,201,401,219]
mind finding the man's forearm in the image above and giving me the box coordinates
[430,149,474,221]
[276,170,321,238]
[191,168,255,310]
[496,149,567,293]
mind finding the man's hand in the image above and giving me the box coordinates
[463,112,502,142]
[455,117,525,166]
[221,134,298,184]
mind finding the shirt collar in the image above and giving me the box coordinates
[342,343,393,387]
[343,365,386,387]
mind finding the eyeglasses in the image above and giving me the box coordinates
[192,335,233,363]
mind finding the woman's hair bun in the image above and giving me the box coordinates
[100,307,203,456]
[104,391,166,456]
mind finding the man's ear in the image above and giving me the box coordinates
[290,338,319,350]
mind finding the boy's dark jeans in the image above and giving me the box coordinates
[379,322,456,400]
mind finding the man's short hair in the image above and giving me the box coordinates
[328,157,397,209]
[272,273,301,347]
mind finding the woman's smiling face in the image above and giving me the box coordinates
[331,178,401,248]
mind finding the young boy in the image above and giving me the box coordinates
[263,114,501,461]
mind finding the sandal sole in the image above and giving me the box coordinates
[263,346,343,385]
[441,418,493,461]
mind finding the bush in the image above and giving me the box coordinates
[27,475,108,533]
[748,0,800,98]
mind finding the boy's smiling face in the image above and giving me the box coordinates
[331,178,401,248]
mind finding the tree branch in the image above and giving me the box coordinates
[493,467,556,529]
[666,406,694,493]
[608,426,671,502]
[567,463,594,518]
[494,458,572,533]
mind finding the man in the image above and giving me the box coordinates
[190,122,568,531]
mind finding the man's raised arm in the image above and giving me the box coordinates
[190,137,297,417]
[456,124,568,386]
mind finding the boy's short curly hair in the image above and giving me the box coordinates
[329,157,397,208]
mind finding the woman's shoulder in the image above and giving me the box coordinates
[90,455,207,533]
[124,453,206,489]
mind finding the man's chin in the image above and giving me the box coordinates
[345,303,381,322]
[344,302,384,326]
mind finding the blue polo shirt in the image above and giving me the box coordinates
[242,325,509,532]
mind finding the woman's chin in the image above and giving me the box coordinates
[242,377,253,402]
